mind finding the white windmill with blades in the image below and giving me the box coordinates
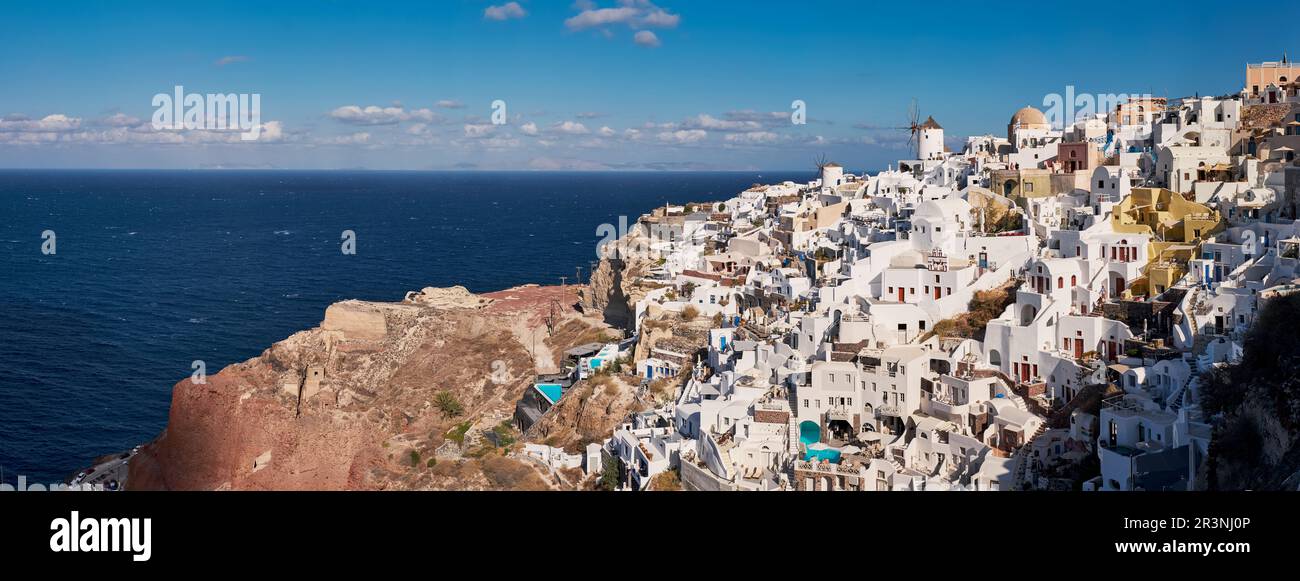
[897,99,945,161]
[815,153,844,190]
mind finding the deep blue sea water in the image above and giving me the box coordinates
[0,170,808,483]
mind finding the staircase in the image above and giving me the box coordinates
[1166,377,1191,413]
[889,455,906,473]
[1004,390,1029,412]
[1012,422,1048,489]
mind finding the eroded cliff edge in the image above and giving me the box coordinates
[127,284,613,490]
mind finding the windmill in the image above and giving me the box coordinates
[896,98,923,159]
[814,153,832,172]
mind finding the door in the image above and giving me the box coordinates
[1020,362,1030,383]
[1074,339,1083,360]
[934,286,942,300]
[898,288,905,302]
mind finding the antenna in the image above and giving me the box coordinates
[559,276,568,287]
[575,266,583,284]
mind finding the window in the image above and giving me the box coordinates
[1071,275,1077,286]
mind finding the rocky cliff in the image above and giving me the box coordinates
[1200,292,1300,490]
[127,284,610,491]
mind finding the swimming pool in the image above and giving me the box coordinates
[534,383,563,405]
[798,421,820,446]
[805,446,842,463]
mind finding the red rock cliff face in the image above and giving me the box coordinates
[128,284,605,491]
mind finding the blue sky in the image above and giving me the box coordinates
[1,0,1295,170]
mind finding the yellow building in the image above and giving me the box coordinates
[991,168,1053,203]
[1111,188,1225,296]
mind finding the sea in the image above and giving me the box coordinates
[0,169,811,483]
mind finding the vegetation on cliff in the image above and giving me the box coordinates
[920,280,1021,342]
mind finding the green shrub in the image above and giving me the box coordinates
[447,421,472,445]
[433,391,465,418]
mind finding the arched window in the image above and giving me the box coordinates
[1057,276,1064,289]
[1071,275,1077,287]
[989,350,1002,367]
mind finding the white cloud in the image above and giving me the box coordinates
[0,114,82,133]
[688,113,760,131]
[257,121,286,143]
[463,124,496,138]
[435,100,465,109]
[565,6,640,30]
[566,1,680,45]
[724,131,779,145]
[0,112,291,146]
[598,125,616,137]
[520,121,540,136]
[633,30,661,47]
[315,131,372,146]
[638,8,680,28]
[479,136,522,149]
[484,2,528,21]
[329,105,438,125]
[553,120,590,135]
[657,129,707,144]
[99,113,143,128]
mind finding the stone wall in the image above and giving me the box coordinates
[680,458,735,491]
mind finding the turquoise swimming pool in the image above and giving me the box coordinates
[798,421,820,446]
[534,383,563,405]
[805,447,842,463]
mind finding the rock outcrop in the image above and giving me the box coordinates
[127,284,608,491]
